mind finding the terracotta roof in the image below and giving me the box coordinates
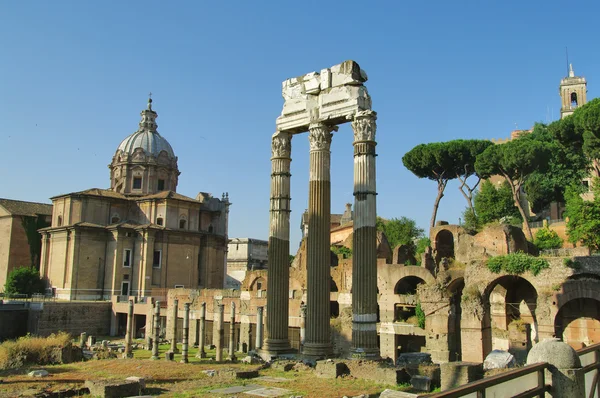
[51,188,128,200]
[139,191,200,203]
[0,198,52,216]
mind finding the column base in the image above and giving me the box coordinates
[196,350,207,359]
[302,342,333,359]
[258,339,296,361]
[227,354,237,361]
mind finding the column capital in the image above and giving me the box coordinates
[308,123,336,151]
[351,110,377,142]
[271,131,292,158]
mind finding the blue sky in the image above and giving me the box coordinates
[1,1,599,251]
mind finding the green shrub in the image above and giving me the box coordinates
[415,302,426,329]
[534,227,563,250]
[4,266,45,296]
[331,245,352,259]
[486,253,549,276]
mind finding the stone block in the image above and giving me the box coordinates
[28,370,49,377]
[483,350,516,370]
[396,352,432,368]
[440,361,483,391]
[410,375,431,392]
[85,380,141,398]
[125,376,146,390]
[380,389,419,398]
[315,359,350,379]
[165,352,174,361]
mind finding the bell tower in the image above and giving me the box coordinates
[560,64,587,119]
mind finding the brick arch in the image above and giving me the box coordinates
[554,280,600,313]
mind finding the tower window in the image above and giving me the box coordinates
[153,250,162,268]
[57,216,62,226]
[179,219,186,229]
[158,179,165,191]
[133,177,142,189]
[156,217,164,226]
[123,249,131,267]
[571,92,578,108]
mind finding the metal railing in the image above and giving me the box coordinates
[578,343,600,398]
[427,362,549,398]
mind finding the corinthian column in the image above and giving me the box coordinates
[263,131,293,355]
[350,110,379,358]
[303,122,335,357]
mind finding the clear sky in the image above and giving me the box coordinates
[1,1,599,252]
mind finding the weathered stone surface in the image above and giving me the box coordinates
[28,369,49,377]
[440,362,483,391]
[210,384,262,394]
[242,355,262,364]
[243,387,292,397]
[483,349,516,370]
[125,376,146,390]
[85,380,140,398]
[202,369,216,377]
[526,338,581,369]
[396,352,432,368]
[410,375,431,392]
[380,389,419,398]
[315,359,350,378]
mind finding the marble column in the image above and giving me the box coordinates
[181,303,190,363]
[300,302,307,348]
[350,110,379,358]
[170,299,179,353]
[124,299,134,358]
[303,122,335,357]
[151,301,160,360]
[196,302,207,358]
[264,131,293,354]
[228,302,237,361]
[255,306,264,350]
[216,304,224,361]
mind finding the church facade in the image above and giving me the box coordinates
[39,98,230,300]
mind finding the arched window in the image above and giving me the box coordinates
[111,214,120,224]
[57,216,62,226]
[571,92,578,108]
[208,224,214,233]
[156,217,164,226]
[179,219,186,229]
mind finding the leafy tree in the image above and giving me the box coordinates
[447,139,493,216]
[474,180,521,224]
[565,182,600,250]
[574,98,600,177]
[475,136,551,240]
[523,123,588,213]
[376,216,424,250]
[403,143,457,228]
[533,227,563,250]
[289,255,295,265]
[4,266,45,296]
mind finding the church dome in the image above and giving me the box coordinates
[116,97,176,159]
[117,130,175,159]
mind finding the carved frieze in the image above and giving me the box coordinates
[351,110,377,142]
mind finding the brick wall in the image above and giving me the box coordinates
[30,302,112,337]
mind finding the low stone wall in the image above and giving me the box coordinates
[30,302,112,337]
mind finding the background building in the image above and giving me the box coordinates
[225,238,268,289]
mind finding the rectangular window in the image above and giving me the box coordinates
[121,281,130,296]
[153,250,162,268]
[133,177,142,189]
[123,249,131,267]
[157,179,165,191]
[156,217,164,226]
[174,284,184,288]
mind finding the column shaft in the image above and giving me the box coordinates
[264,131,293,354]
[228,302,237,360]
[303,123,334,357]
[151,301,160,360]
[170,299,179,353]
[351,111,379,358]
[181,303,190,363]
[124,300,134,358]
[196,302,207,358]
[216,304,224,361]
[256,306,264,350]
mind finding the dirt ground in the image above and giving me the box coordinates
[0,343,410,397]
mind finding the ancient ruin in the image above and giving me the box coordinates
[264,60,379,358]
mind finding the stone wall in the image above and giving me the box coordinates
[30,302,112,337]
[0,308,29,341]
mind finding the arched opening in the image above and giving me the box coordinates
[571,92,578,108]
[483,275,538,363]
[394,276,425,295]
[330,250,339,267]
[330,278,338,292]
[435,230,454,262]
[111,214,120,224]
[57,216,62,227]
[179,219,186,229]
[448,278,464,361]
[555,297,600,349]
[394,245,417,265]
